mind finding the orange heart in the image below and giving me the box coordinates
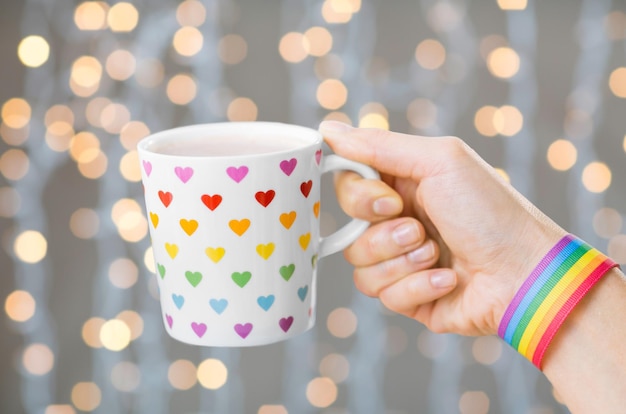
[229,219,251,236]
[313,202,320,218]
[299,233,311,250]
[256,243,275,260]
[149,212,159,228]
[205,247,225,263]
[279,211,297,229]
[180,219,198,236]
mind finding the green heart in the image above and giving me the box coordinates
[280,264,295,281]
[157,263,166,279]
[232,271,251,288]
[185,271,202,287]
[311,254,318,268]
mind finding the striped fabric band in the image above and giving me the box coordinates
[497,234,618,369]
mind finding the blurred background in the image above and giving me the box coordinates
[1,0,625,413]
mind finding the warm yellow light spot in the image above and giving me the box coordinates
[45,405,76,414]
[314,54,344,80]
[319,353,350,383]
[415,39,446,70]
[23,343,54,375]
[407,98,437,130]
[218,34,248,65]
[197,358,228,390]
[45,105,74,151]
[322,0,357,24]
[136,59,164,88]
[227,97,258,122]
[497,0,527,10]
[2,98,31,129]
[14,230,47,264]
[1,123,29,146]
[144,247,155,274]
[258,405,288,414]
[306,377,337,408]
[605,11,626,41]
[623,134,626,153]
[582,162,611,193]
[111,198,147,243]
[593,208,623,239]
[323,111,352,125]
[487,47,520,79]
[176,0,206,27]
[472,336,502,365]
[167,74,197,105]
[70,208,99,239]
[305,27,333,57]
[474,105,498,137]
[173,26,204,57]
[494,168,510,183]
[116,310,143,341]
[479,34,508,61]
[74,2,109,31]
[100,319,131,351]
[359,113,388,129]
[70,131,100,163]
[77,151,108,179]
[494,105,523,136]
[111,361,141,392]
[71,382,101,412]
[107,2,138,32]
[105,49,136,81]
[547,139,577,171]
[168,359,197,390]
[279,32,310,63]
[18,36,50,68]
[120,121,150,151]
[108,258,139,289]
[70,56,102,97]
[85,97,111,127]
[82,317,105,348]
[5,290,36,322]
[100,103,131,134]
[327,307,357,338]
[119,150,141,182]
[0,149,29,181]
[317,79,348,110]
[459,391,490,414]
[0,187,21,218]
[609,67,626,98]
[608,234,626,264]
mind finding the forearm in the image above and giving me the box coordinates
[542,267,626,413]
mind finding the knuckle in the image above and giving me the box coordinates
[441,136,469,160]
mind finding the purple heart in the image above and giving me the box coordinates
[226,166,249,183]
[280,158,297,176]
[279,316,294,333]
[315,150,322,165]
[143,160,152,176]
[191,322,207,338]
[234,323,253,339]
[175,166,194,183]
[165,314,173,328]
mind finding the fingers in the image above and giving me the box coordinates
[334,171,403,221]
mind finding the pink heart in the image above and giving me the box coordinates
[315,150,322,165]
[166,314,173,328]
[191,322,207,337]
[234,323,253,339]
[143,160,152,176]
[280,158,297,176]
[279,316,294,332]
[175,166,194,183]
[227,166,249,183]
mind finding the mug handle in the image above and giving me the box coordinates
[318,154,381,258]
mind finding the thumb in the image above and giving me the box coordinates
[319,121,458,180]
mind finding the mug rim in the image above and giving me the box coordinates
[137,121,322,160]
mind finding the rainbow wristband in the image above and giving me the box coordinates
[498,234,618,369]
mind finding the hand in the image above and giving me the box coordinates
[321,121,567,336]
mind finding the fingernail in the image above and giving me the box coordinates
[392,222,419,246]
[430,270,456,289]
[319,120,352,134]
[407,243,434,263]
[373,197,401,216]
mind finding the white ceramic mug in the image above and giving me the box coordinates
[138,122,379,346]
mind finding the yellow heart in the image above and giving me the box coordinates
[279,211,297,229]
[229,219,251,236]
[165,243,178,259]
[299,233,311,251]
[180,219,198,236]
[205,247,225,263]
[256,243,275,260]
[313,202,320,218]
[149,212,159,228]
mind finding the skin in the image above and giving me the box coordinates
[320,121,626,413]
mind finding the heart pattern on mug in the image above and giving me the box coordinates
[227,166,248,183]
[172,294,185,309]
[201,194,222,211]
[257,295,275,311]
[299,233,311,250]
[192,322,207,337]
[180,219,198,236]
[185,271,203,287]
[279,211,296,229]
[175,166,194,183]
[315,150,322,165]
[234,323,253,338]
[143,160,153,176]
[280,158,297,176]
[166,314,173,328]
[300,180,312,198]
[157,263,166,279]
[205,247,225,263]
[210,298,228,315]
[229,219,251,236]
[280,264,295,281]
[165,243,179,259]
[279,316,294,332]
[158,191,173,207]
[255,190,275,207]
[256,243,275,260]
[232,271,252,288]
[150,212,159,228]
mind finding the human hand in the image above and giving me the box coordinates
[321,121,567,336]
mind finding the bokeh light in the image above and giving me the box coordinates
[85,97,111,128]
[323,111,352,124]
[14,230,47,264]
[45,105,75,152]
[0,186,21,218]
[168,359,197,390]
[119,150,142,182]
[306,377,338,408]
[459,391,490,414]
[608,67,626,98]
[69,208,100,239]
[4,290,36,322]
[116,310,143,341]
[487,47,520,79]
[327,307,357,338]
[472,336,502,365]
[1,123,29,146]
[144,247,156,274]
[279,32,310,63]
[493,105,524,136]
[2,98,31,129]
[304,27,333,57]
[99,319,131,351]
[111,198,148,243]
[407,98,437,130]
[0,149,30,181]
[173,26,204,57]
[218,34,248,65]
[71,382,101,412]
[605,11,626,40]
[120,121,150,151]
[82,317,105,348]
[107,2,138,32]
[100,102,131,134]
[70,56,103,97]
[581,161,611,193]
[197,358,228,390]
[497,0,528,10]
[258,406,288,414]
[593,208,623,239]
[474,105,499,137]
[608,234,626,264]
[176,0,206,27]
[77,150,108,180]
[227,97,258,121]
[105,49,136,81]
[108,258,139,289]
[111,361,141,392]
[319,353,350,383]
[415,39,446,70]
[317,79,348,110]
[546,139,577,171]
[167,74,197,105]
[74,2,109,31]
[45,405,76,414]
[480,34,508,60]
[322,0,361,24]
[17,35,50,68]
[22,343,54,376]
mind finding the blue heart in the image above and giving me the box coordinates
[257,295,275,311]
[172,294,185,309]
[209,298,228,315]
[298,286,308,302]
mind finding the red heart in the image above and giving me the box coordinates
[201,194,222,211]
[255,190,275,207]
[300,181,312,198]
[158,191,173,207]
